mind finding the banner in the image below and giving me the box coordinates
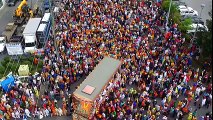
[6,43,23,55]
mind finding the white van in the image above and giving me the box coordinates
[178,5,187,10]
[187,23,208,33]
[0,37,6,53]
[180,7,198,17]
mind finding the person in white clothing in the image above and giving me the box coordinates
[57,108,63,116]
[44,108,50,117]
[201,97,206,107]
[11,112,16,119]
[15,110,20,118]
[39,110,44,119]
[25,108,31,118]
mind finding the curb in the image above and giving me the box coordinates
[0,0,5,10]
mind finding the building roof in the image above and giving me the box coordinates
[73,56,122,102]
[23,18,41,35]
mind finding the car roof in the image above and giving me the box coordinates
[192,18,203,22]
[0,37,5,41]
[187,7,193,11]
[179,5,187,8]
[191,23,205,28]
[8,0,15,2]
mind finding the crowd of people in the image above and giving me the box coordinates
[0,0,211,119]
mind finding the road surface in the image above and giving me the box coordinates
[0,0,42,61]
[180,0,212,25]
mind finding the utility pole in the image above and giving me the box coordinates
[49,0,59,59]
[30,0,32,9]
[192,4,205,41]
[165,0,172,32]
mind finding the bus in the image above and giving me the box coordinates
[36,13,51,47]
[72,56,122,120]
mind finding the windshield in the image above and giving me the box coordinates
[25,42,35,47]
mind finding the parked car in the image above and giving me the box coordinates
[0,37,6,53]
[6,0,18,6]
[187,23,208,33]
[180,7,198,17]
[181,16,204,25]
[182,15,198,20]
[192,18,204,25]
[178,5,187,10]
[174,1,186,6]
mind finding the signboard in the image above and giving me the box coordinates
[6,43,23,55]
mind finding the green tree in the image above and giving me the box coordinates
[178,18,192,33]
[162,0,179,14]
[196,10,212,58]
[161,0,192,33]
[162,0,180,23]
[0,65,5,75]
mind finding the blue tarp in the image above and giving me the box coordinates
[0,75,15,92]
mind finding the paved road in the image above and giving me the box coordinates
[180,0,212,25]
[0,0,43,61]
[0,0,18,34]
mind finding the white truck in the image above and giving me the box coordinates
[0,22,24,55]
[22,18,41,53]
[0,37,6,53]
[36,13,51,47]
[187,23,208,33]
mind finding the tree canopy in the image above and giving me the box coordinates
[161,0,192,33]
[196,10,212,58]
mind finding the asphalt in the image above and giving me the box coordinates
[180,0,212,25]
[0,0,43,61]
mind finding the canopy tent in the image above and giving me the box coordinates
[0,75,15,92]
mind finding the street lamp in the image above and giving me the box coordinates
[30,0,32,9]
[192,3,205,41]
[165,0,172,32]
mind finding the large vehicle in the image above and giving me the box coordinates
[0,23,24,55]
[36,13,51,47]
[5,38,24,55]
[1,22,18,42]
[13,0,33,25]
[72,57,122,120]
[22,18,41,53]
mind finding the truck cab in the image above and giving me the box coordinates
[24,36,37,53]
[22,18,41,54]
[0,37,6,53]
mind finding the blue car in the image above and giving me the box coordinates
[6,0,18,6]
[43,0,50,10]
